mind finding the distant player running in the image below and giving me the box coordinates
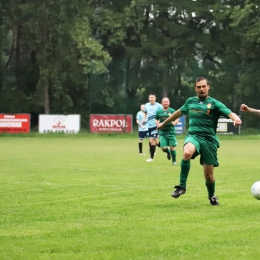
[136,104,148,155]
[142,93,163,162]
[155,97,179,165]
[157,77,242,205]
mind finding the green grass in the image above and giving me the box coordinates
[1,134,260,260]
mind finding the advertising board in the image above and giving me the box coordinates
[0,114,30,133]
[39,115,80,134]
[90,114,132,133]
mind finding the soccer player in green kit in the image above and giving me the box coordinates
[157,77,242,205]
[155,97,179,165]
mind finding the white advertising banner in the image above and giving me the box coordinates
[39,115,80,134]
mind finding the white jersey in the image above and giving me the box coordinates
[144,102,163,128]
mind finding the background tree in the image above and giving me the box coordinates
[1,0,110,127]
[1,0,260,130]
[229,1,260,128]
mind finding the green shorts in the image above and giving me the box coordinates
[184,134,219,167]
[159,133,177,148]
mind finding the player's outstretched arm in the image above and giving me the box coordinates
[172,118,180,126]
[240,104,260,116]
[157,109,182,129]
[228,112,242,126]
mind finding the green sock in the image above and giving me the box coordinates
[205,181,215,199]
[180,159,190,188]
[171,150,176,162]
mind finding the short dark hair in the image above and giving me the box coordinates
[149,93,156,97]
[195,76,209,85]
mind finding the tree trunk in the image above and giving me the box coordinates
[15,24,21,90]
[0,17,3,91]
[39,66,50,114]
[43,80,50,114]
[162,88,168,98]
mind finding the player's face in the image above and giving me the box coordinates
[140,105,145,111]
[195,79,210,99]
[149,95,156,104]
[162,98,170,109]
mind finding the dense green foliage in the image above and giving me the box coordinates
[1,1,260,128]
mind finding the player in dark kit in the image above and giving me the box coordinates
[157,77,242,205]
[155,97,179,165]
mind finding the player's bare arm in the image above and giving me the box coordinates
[157,109,182,129]
[136,119,145,129]
[240,104,260,116]
[142,112,147,123]
[249,109,260,116]
[228,112,242,126]
[171,118,180,126]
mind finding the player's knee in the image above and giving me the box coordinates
[183,150,193,160]
[205,174,214,182]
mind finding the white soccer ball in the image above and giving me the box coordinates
[251,181,260,200]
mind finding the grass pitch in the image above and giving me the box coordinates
[1,134,260,260]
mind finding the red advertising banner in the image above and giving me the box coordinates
[0,114,30,133]
[90,114,132,133]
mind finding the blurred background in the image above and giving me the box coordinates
[0,0,259,133]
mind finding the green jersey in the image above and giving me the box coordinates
[156,107,176,136]
[180,96,231,143]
